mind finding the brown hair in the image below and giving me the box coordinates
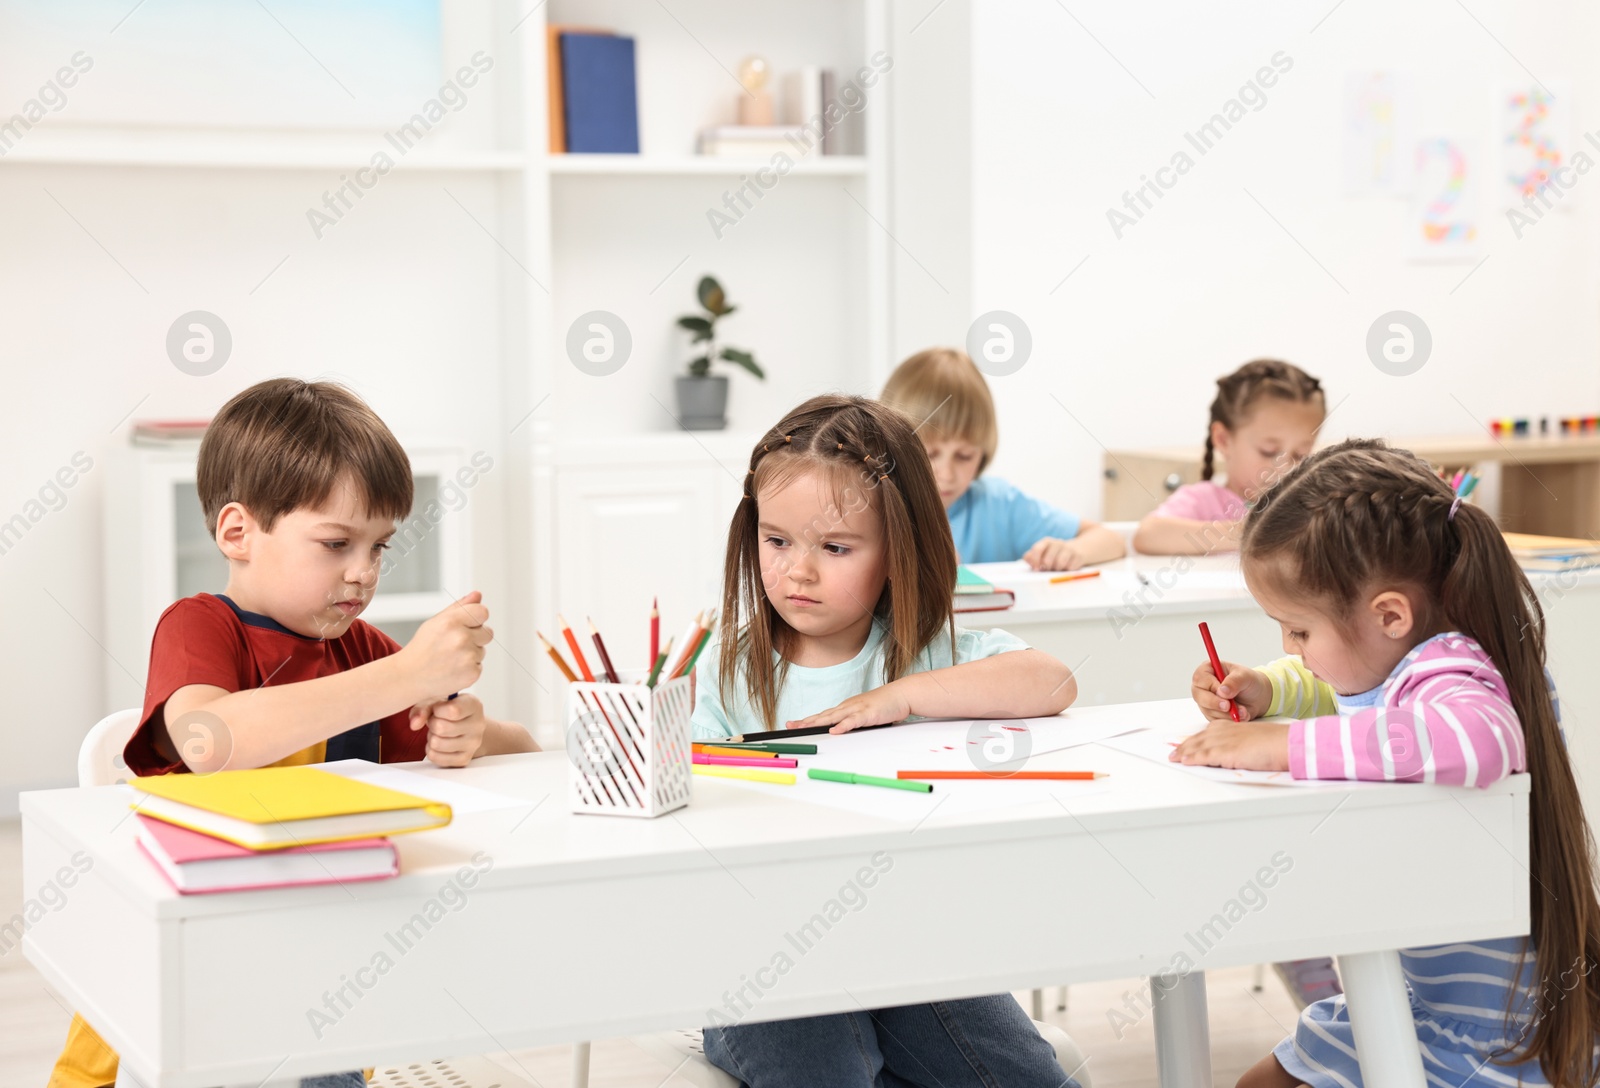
[1203,359,1325,481]
[719,394,958,731]
[1243,438,1600,1084]
[197,378,413,536]
[880,347,999,473]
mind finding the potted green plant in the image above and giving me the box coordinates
[674,275,764,430]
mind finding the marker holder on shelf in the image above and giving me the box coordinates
[565,670,692,817]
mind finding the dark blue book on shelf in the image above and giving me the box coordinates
[560,32,639,154]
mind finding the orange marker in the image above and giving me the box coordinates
[537,632,578,683]
[558,614,595,682]
[694,744,780,759]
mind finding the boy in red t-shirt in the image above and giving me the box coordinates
[51,378,536,1088]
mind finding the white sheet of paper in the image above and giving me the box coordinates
[317,760,533,814]
[708,715,1137,821]
[1098,727,1350,788]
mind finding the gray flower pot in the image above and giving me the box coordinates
[675,375,729,431]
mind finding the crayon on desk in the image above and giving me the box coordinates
[694,754,799,769]
[1049,571,1102,584]
[692,764,796,785]
[808,768,933,794]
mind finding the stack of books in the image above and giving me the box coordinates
[546,26,638,153]
[1503,532,1600,574]
[129,765,451,895]
[697,125,803,158]
[953,566,1015,613]
[131,419,209,446]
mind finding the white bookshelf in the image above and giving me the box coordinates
[8,0,896,738]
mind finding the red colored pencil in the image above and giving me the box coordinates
[589,617,621,684]
[558,614,595,682]
[1199,621,1240,722]
[649,597,660,671]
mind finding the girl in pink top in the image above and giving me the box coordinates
[1134,359,1325,554]
[1179,438,1600,1087]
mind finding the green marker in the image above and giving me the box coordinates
[718,742,818,755]
[808,768,933,793]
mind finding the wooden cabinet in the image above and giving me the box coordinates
[1105,434,1600,538]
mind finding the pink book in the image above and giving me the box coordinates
[135,814,398,895]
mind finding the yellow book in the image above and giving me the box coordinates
[129,766,452,850]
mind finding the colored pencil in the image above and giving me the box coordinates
[558,614,595,682]
[537,632,579,683]
[694,753,799,768]
[668,611,702,675]
[588,617,621,684]
[1199,621,1240,723]
[649,597,660,671]
[646,637,674,688]
[672,626,713,680]
[692,764,796,785]
[895,770,1106,781]
[808,768,932,793]
[1049,571,1102,584]
[726,721,898,742]
[696,741,816,755]
[694,744,780,758]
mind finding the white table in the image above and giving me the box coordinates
[960,555,1285,708]
[22,699,1529,1088]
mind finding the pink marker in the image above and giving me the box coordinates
[693,754,799,769]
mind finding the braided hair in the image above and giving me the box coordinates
[1202,359,1325,481]
[719,394,958,731]
[1244,438,1600,1084]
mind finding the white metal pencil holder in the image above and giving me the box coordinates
[565,670,692,817]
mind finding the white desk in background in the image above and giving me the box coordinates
[23,699,1528,1088]
[960,554,1283,707]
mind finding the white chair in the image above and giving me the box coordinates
[576,1019,1092,1088]
[79,708,141,787]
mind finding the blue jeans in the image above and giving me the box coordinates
[299,1075,366,1088]
[702,995,1078,1088]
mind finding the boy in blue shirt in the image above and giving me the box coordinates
[882,348,1125,568]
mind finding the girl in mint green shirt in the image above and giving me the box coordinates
[691,392,1083,1088]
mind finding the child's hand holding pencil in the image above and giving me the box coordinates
[1190,659,1271,722]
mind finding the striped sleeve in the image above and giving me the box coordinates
[1260,656,1338,718]
[1287,639,1528,788]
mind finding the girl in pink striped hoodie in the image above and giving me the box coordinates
[1175,438,1600,1087]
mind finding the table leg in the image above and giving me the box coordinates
[1151,970,1212,1088]
[571,1040,592,1088]
[1336,949,1425,1088]
[1031,987,1045,1020]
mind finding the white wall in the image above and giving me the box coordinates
[0,3,520,810]
[968,0,1600,519]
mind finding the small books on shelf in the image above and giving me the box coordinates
[954,566,1015,613]
[1503,532,1600,574]
[697,125,805,158]
[135,815,398,894]
[129,765,452,849]
[131,419,209,446]
[548,28,638,154]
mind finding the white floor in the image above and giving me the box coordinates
[0,817,1302,1087]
